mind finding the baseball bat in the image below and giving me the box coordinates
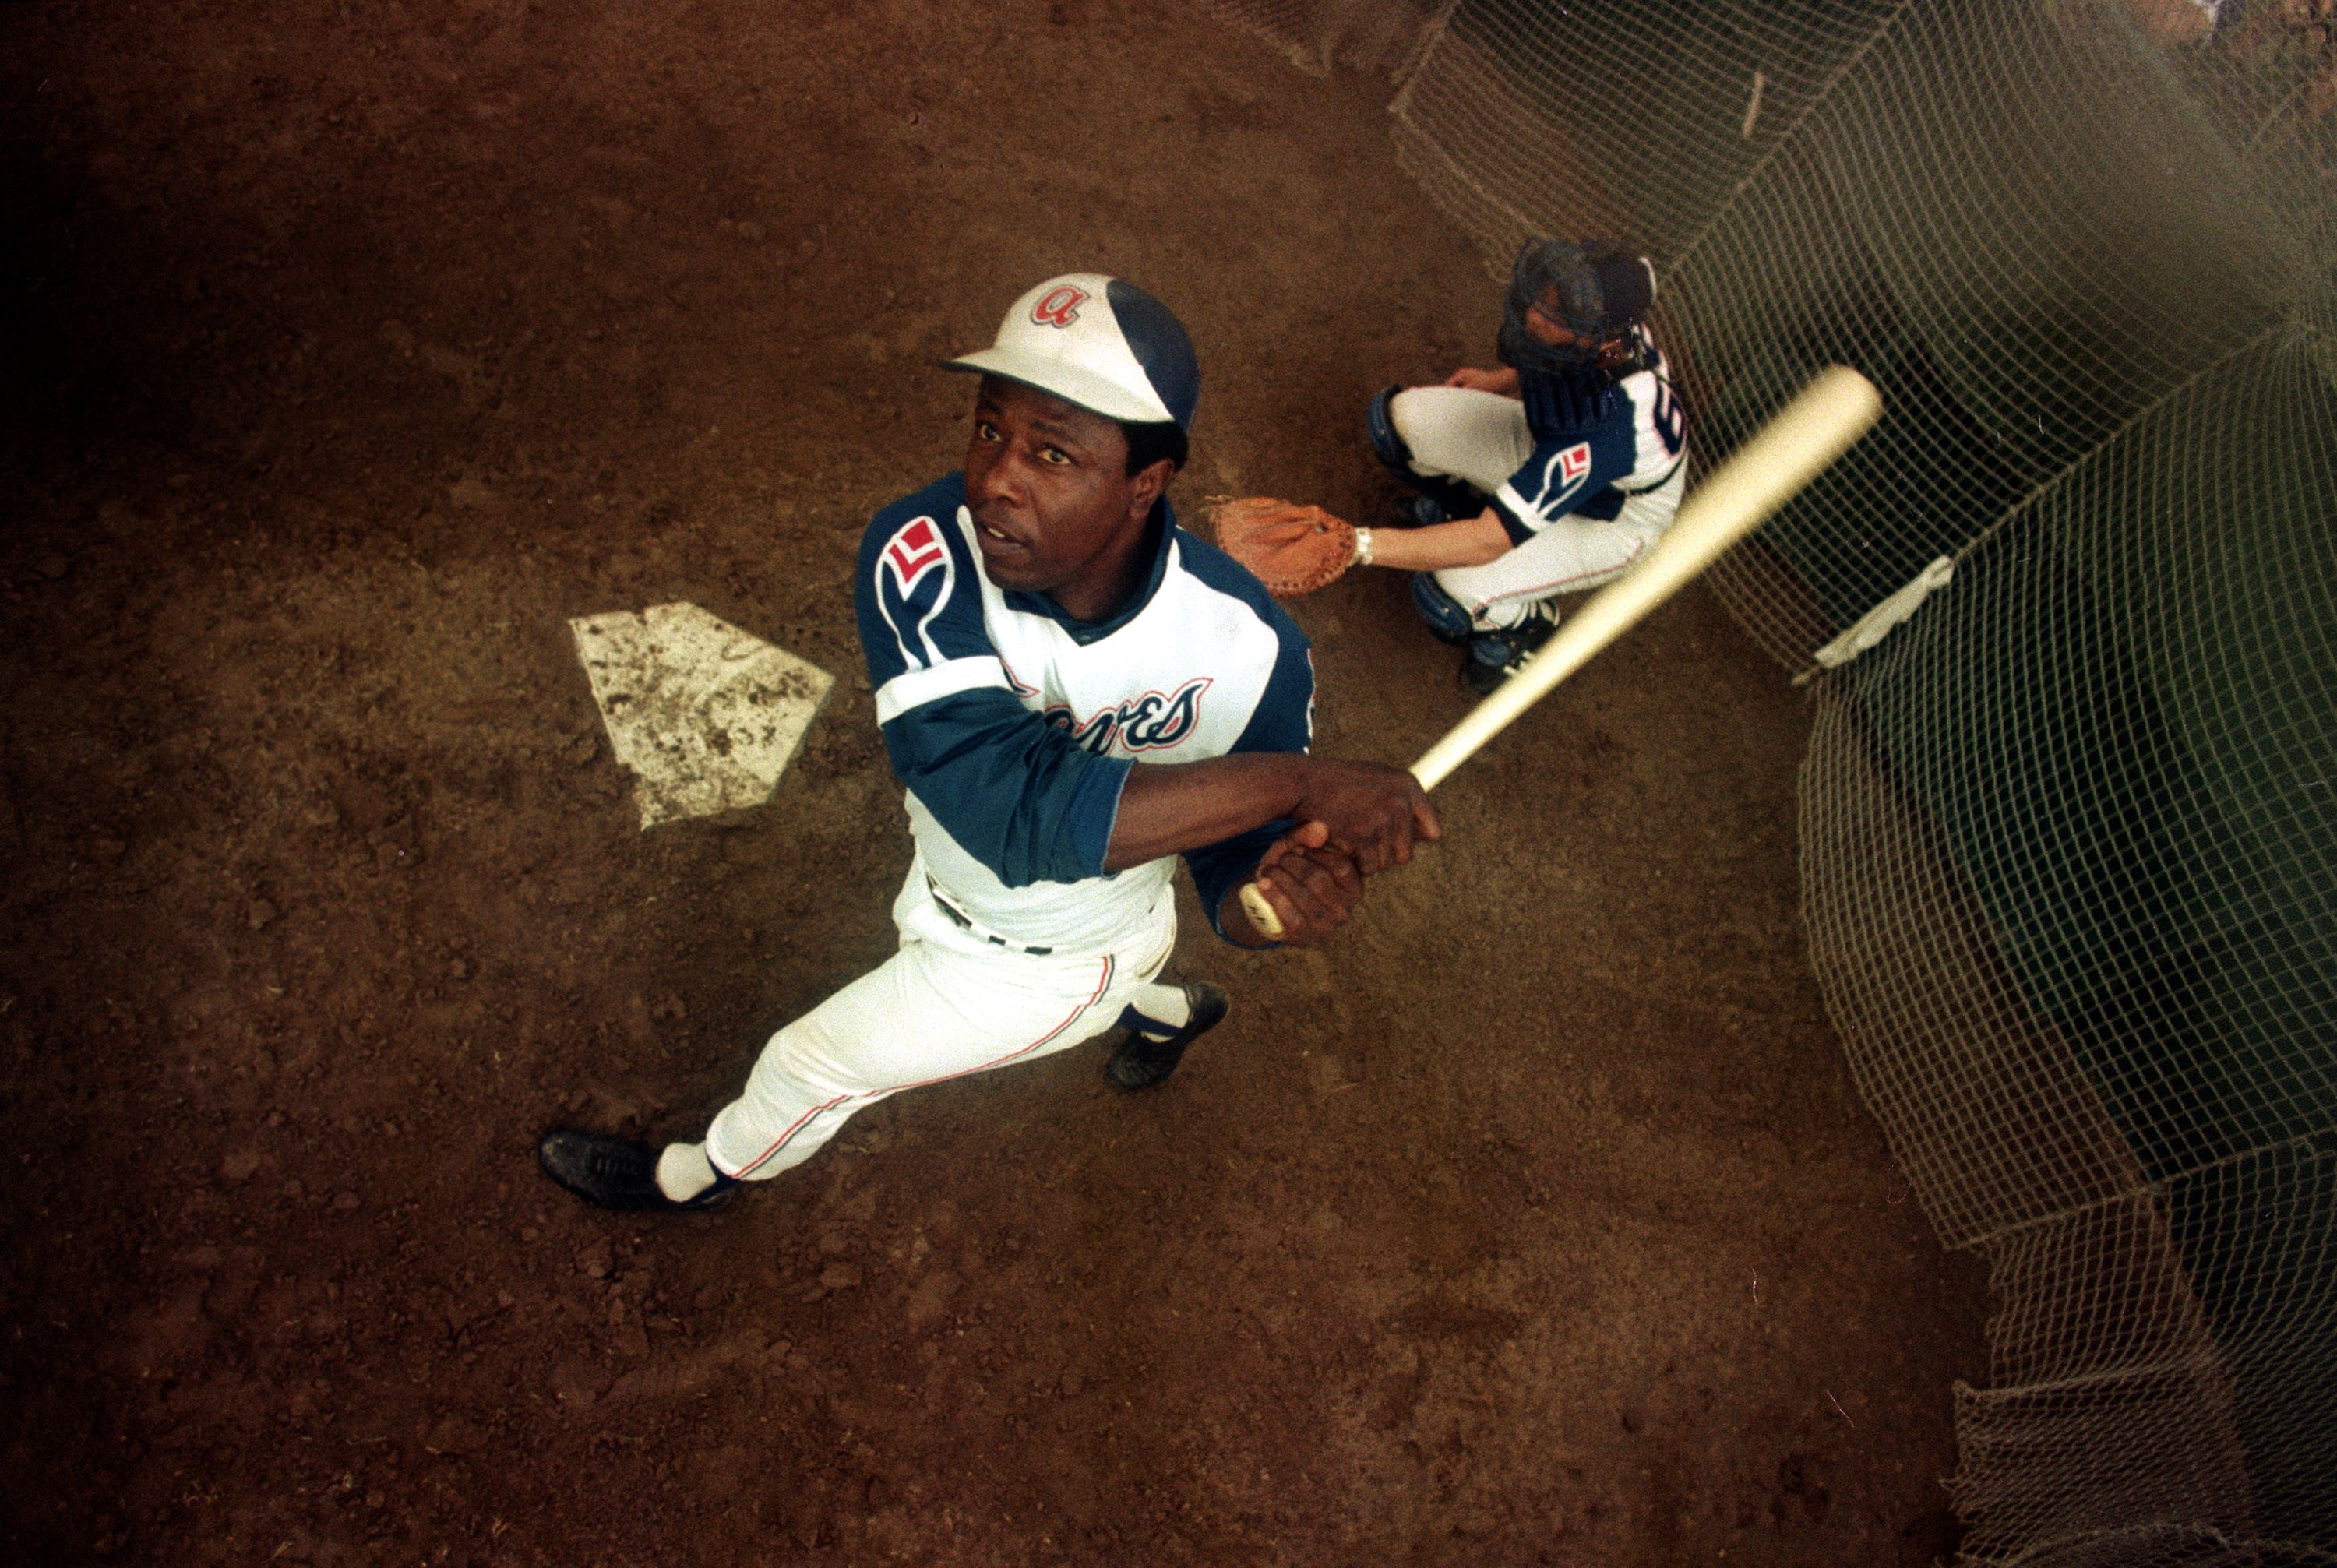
[1241,365,1882,939]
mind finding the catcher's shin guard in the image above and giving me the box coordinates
[1367,386,1482,522]
[1366,385,1415,481]
[1410,573,1477,645]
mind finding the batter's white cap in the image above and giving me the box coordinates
[945,273,1200,432]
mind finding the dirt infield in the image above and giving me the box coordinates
[1,2,1983,1563]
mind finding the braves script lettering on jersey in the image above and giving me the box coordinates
[686,475,1313,1181]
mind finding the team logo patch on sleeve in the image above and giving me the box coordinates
[883,516,948,593]
[875,515,957,671]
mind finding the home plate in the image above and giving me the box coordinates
[570,601,835,829]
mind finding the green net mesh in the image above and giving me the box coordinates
[1211,0,2336,1559]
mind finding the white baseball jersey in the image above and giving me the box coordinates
[855,473,1316,954]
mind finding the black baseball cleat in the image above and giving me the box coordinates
[1464,603,1560,696]
[538,1129,735,1213]
[1105,981,1230,1092]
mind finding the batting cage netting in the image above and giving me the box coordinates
[1210,1,2337,1563]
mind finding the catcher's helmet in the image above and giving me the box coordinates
[946,273,1198,432]
[1496,239,1657,373]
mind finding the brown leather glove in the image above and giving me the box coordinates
[1204,496,1359,599]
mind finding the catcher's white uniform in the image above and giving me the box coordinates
[1392,324,1687,629]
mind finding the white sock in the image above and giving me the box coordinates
[656,1141,721,1202]
[1122,982,1191,1039]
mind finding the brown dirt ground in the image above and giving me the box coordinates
[0,1,1986,1563]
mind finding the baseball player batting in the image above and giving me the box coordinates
[540,274,1436,1212]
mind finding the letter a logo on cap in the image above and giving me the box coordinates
[1031,285,1088,329]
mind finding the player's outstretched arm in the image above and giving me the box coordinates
[1103,753,1437,878]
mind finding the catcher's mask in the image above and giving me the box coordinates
[1496,238,1658,374]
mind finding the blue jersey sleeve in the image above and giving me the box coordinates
[1172,536,1318,940]
[857,477,1132,887]
[1489,401,1642,545]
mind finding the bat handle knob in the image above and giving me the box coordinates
[1239,881,1285,941]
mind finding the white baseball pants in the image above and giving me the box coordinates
[700,863,1178,1181]
[1388,385,1685,628]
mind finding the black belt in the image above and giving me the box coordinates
[928,878,1053,956]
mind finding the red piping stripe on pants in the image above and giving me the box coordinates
[726,954,1117,1179]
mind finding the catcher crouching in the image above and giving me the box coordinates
[1210,238,1688,696]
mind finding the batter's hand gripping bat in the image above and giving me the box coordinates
[1242,366,1883,939]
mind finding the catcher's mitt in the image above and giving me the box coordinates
[1204,496,1358,599]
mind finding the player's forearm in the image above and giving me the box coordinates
[1366,509,1510,571]
[1102,753,1307,871]
[1107,753,1436,878]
